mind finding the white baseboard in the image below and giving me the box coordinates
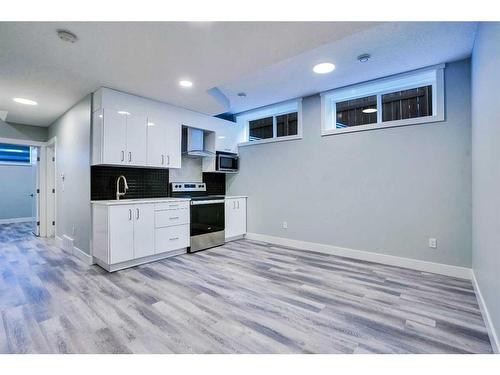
[0,217,32,224]
[246,233,472,280]
[471,271,499,353]
[55,235,94,265]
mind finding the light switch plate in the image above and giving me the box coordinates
[429,238,437,249]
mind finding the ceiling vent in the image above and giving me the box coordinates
[57,29,78,43]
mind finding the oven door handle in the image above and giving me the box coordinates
[191,199,225,205]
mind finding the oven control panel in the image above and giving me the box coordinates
[171,182,206,192]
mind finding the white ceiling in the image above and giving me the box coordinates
[0,21,380,126]
[219,22,478,113]
[0,22,477,127]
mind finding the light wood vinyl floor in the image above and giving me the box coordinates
[0,223,493,353]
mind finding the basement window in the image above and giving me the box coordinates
[321,64,445,135]
[0,143,32,164]
[237,99,302,146]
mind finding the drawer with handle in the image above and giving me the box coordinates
[155,207,189,228]
[155,201,189,211]
[155,224,189,254]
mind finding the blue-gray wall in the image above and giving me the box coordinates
[0,164,33,221]
[48,95,91,254]
[0,120,48,142]
[228,58,472,267]
[471,23,500,351]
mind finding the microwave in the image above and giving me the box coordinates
[216,151,239,173]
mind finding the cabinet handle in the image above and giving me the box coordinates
[237,201,240,209]
[128,152,132,162]
[161,154,164,165]
[128,209,132,221]
[233,201,236,209]
[136,208,140,220]
[167,155,170,165]
[169,237,179,241]
[121,151,125,162]
[169,216,179,220]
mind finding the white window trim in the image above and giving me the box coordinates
[320,64,445,136]
[237,99,303,146]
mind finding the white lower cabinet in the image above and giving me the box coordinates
[225,197,247,240]
[92,200,190,271]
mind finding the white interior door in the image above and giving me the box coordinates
[46,144,56,237]
[30,147,40,236]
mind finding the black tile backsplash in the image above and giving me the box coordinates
[203,173,226,195]
[91,166,169,200]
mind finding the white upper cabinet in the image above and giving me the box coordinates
[101,108,127,165]
[147,116,182,169]
[215,124,239,154]
[92,87,238,168]
[126,112,148,166]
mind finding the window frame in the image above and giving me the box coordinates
[321,64,445,136]
[0,143,33,166]
[237,99,303,146]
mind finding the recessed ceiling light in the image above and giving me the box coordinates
[362,108,377,114]
[313,62,335,74]
[13,97,38,106]
[218,136,226,139]
[117,111,130,115]
[358,54,371,63]
[179,80,193,88]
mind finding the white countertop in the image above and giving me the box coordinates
[91,197,190,206]
[91,196,247,206]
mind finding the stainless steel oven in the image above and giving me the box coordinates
[190,198,225,253]
[170,182,225,253]
[216,151,239,173]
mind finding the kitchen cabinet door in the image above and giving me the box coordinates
[164,121,182,168]
[109,205,134,264]
[126,113,147,166]
[225,198,247,239]
[102,108,127,165]
[147,117,167,168]
[133,204,155,259]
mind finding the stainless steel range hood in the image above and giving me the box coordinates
[182,127,215,158]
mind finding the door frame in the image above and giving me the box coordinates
[0,136,57,238]
[45,137,57,238]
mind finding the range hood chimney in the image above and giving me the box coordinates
[182,127,215,158]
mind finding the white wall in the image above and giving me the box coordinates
[228,58,472,267]
[0,164,33,221]
[471,22,500,351]
[48,95,91,254]
[0,119,48,142]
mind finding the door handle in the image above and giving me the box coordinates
[121,151,125,162]
[128,152,132,162]
[136,208,140,220]
[128,209,132,221]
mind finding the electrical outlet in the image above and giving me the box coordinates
[428,238,437,249]
[282,221,288,229]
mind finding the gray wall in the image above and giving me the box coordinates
[0,120,48,142]
[228,58,472,267]
[48,95,91,254]
[471,23,500,349]
[0,164,33,220]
